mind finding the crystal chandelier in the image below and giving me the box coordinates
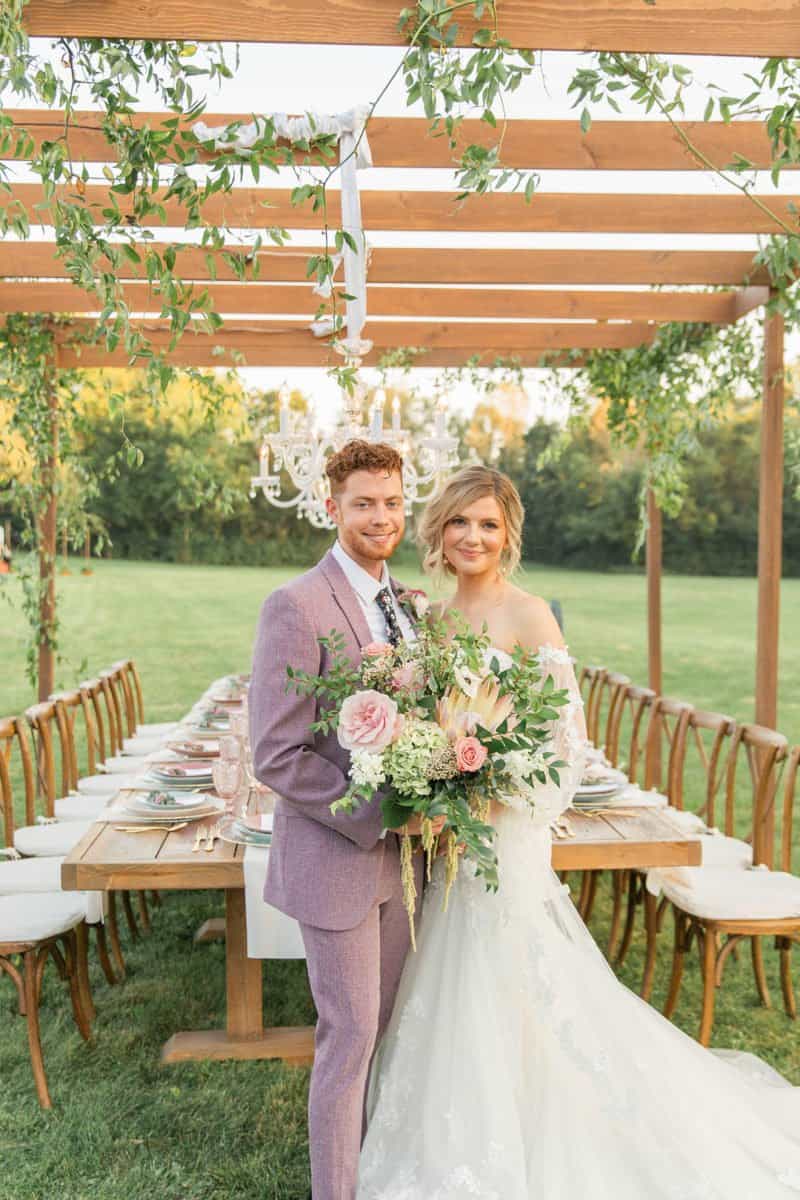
[250,370,460,530]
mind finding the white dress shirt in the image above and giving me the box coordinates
[331,541,415,645]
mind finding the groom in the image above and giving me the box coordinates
[249,440,437,1200]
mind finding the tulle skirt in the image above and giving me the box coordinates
[357,812,800,1200]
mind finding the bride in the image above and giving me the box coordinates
[357,464,800,1199]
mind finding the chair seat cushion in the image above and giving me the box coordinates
[14,821,93,858]
[122,736,165,756]
[0,855,65,894]
[55,793,110,821]
[698,833,752,868]
[0,892,87,945]
[657,865,800,921]
[77,773,137,795]
[0,858,104,924]
[137,721,179,736]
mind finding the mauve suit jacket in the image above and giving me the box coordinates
[250,548,404,931]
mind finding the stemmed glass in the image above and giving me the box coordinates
[212,750,243,815]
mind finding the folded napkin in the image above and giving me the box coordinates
[243,846,306,959]
[581,762,629,786]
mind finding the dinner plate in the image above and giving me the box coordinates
[575,782,621,799]
[123,792,223,820]
[219,818,272,847]
[240,811,274,834]
[167,739,220,759]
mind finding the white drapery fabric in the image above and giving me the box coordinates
[193,107,373,355]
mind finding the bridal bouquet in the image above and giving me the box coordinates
[287,593,569,943]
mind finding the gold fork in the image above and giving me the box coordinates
[204,821,221,852]
[192,825,208,852]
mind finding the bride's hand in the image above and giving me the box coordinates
[401,814,446,838]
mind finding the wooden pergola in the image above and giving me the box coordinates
[5,0,796,728]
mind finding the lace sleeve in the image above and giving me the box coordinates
[527,644,587,825]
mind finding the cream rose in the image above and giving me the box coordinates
[338,689,404,754]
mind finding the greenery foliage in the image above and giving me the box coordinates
[512,404,800,577]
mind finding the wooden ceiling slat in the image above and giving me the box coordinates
[20,0,800,56]
[9,183,799,234]
[3,111,793,173]
[0,243,768,286]
[45,317,654,369]
[0,280,763,323]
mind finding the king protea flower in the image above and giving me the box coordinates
[437,677,514,738]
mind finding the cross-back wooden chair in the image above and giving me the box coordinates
[78,678,109,766]
[100,666,132,744]
[113,658,145,728]
[1,712,120,987]
[578,666,608,747]
[0,715,95,1106]
[48,687,103,787]
[662,725,795,1045]
[595,672,631,761]
[636,708,740,1000]
[606,696,691,966]
[579,685,656,926]
[0,893,93,1108]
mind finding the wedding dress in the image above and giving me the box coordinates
[357,646,800,1200]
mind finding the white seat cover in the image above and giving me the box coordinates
[77,773,136,795]
[0,855,65,894]
[137,721,178,735]
[0,892,86,944]
[14,821,92,858]
[55,793,110,821]
[698,833,752,868]
[0,858,104,924]
[657,865,800,921]
[122,736,165,756]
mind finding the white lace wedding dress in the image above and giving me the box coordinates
[357,647,800,1200]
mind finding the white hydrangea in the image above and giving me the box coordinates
[503,745,552,790]
[350,749,387,790]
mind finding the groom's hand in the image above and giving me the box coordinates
[401,814,446,838]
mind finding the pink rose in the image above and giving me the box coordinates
[390,662,424,694]
[338,689,403,753]
[363,641,393,658]
[454,735,488,773]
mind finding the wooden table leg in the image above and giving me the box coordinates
[225,887,263,1038]
[161,888,315,1065]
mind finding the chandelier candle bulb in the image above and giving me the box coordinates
[435,399,447,437]
[279,386,290,437]
[392,395,401,432]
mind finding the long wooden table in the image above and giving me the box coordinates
[62,805,700,1065]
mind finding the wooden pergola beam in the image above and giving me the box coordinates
[10,183,800,235]
[46,317,654,368]
[0,280,765,324]
[20,0,800,56]
[4,111,796,173]
[755,297,785,729]
[0,243,772,286]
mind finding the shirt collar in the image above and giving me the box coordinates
[332,540,391,606]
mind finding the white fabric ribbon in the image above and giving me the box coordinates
[194,106,372,355]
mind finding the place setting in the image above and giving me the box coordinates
[109,788,226,833]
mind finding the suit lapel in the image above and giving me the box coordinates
[319,549,372,650]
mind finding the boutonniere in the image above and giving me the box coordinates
[397,588,431,621]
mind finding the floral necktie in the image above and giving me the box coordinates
[375,587,403,647]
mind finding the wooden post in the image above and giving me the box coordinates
[755,298,785,730]
[37,370,58,701]
[646,488,663,782]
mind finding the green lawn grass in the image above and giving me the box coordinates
[1,557,800,1199]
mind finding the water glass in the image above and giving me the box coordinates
[212,757,243,813]
[219,735,240,762]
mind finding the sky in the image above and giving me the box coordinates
[18,40,798,426]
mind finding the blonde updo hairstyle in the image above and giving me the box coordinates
[418,465,524,579]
